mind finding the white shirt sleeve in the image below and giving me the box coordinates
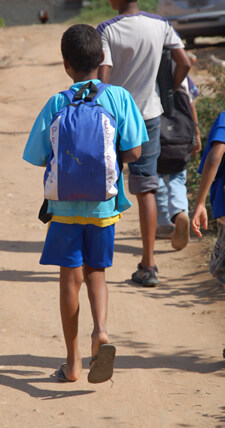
[101,29,113,67]
[164,20,184,49]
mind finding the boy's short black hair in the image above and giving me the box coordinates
[61,24,103,73]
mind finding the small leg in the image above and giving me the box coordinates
[84,264,116,383]
[59,266,83,381]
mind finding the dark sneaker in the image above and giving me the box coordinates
[132,263,159,287]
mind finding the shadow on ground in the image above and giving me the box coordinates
[0,349,224,401]
[0,269,58,283]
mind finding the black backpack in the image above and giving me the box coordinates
[157,89,196,174]
[157,48,174,117]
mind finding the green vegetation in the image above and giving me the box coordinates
[0,16,5,27]
[68,0,157,25]
[196,64,225,150]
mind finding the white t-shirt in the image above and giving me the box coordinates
[97,12,184,120]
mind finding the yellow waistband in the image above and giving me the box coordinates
[51,214,122,227]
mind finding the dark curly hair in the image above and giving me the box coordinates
[61,24,103,73]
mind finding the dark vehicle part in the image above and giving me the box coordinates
[157,0,225,44]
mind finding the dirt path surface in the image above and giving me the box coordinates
[0,24,225,428]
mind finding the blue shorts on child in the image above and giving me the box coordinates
[40,222,115,268]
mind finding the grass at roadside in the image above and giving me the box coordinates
[65,0,157,26]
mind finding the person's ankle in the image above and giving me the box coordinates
[64,354,82,381]
[91,330,109,356]
[140,260,155,269]
[171,210,187,224]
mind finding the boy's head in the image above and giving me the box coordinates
[61,24,103,73]
[109,0,137,11]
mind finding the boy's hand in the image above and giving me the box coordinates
[191,135,202,156]
[191,204,208,238]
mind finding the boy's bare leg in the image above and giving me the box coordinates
[59,266,83,381]
[136,191,157,267]
[83,265,110,359]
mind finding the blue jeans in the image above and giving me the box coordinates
[128,116,161,194]
[155,170,188,226]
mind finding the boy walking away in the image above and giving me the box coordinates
[97,0,191,286]
[23,24,148,384]
[192,111,225,285]
[156,75,201,250]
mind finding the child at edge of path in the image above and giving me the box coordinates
[23,24,148,384]
[192,111,225,286]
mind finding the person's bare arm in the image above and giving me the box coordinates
[192,142,225,237]
[171,48,191,92]
[98,64,112,83]
[190,101,202,156]
[195,142,225,204]
[121,146,142,163]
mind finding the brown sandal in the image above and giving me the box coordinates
[88,344,116,384]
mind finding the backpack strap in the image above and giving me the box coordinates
[60,88,76,103]
[60,82,109,104]
[74,81,98,101]
[75,81,109,102]
[92,82,109,102]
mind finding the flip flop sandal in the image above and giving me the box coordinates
[56,363,75,382]
[88,344,116,384]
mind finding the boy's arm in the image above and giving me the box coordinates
[171,48,191,92]
[23,96,59,166]
[121,146,141,163]
[110,87,148,161]
[98,64,111,83]
[100,86,148,163]
[190,101,202,156]
[192,142,225,237]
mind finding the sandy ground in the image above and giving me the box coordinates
[0,24,225,428]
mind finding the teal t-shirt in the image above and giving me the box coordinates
[23,79,148,218]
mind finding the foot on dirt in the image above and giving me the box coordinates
[88,343,116,384]
[56,358,82,382]
[171,211,190,250]
[156,224,175,239]
[132,263,159,287]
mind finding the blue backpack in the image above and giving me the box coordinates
[44,81,120,202]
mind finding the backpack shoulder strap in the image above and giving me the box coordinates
[174,88,200,129]
[174,89,193,118]
[75,81,109,102]
[92,82,109,102]
[60,88,76,103]
[60,82,110,104]
[59,84,96,103]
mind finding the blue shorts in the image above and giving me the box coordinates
[128,116,161,194]
[40,222,115,268]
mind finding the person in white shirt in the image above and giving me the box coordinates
[97,0,191,286]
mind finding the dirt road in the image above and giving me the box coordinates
[0,24,225,428]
